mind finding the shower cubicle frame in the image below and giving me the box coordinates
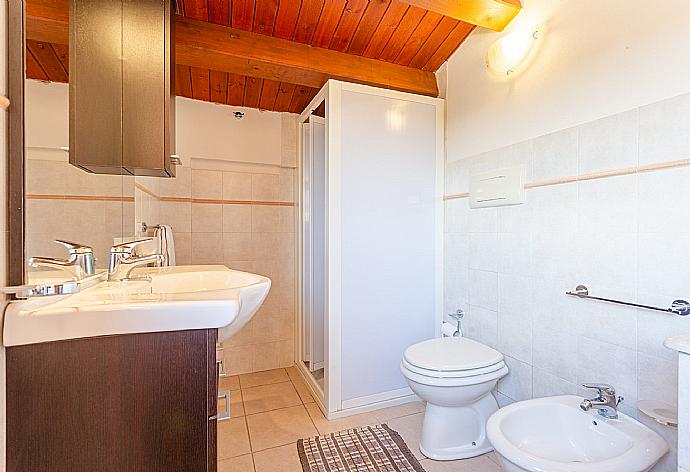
[296,80,445,420]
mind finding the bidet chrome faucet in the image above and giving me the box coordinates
[108,239,164,282]
[580,383,623,419]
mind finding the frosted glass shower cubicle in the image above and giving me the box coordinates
[297,80,444,419]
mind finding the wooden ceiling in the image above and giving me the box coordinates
[24,0,501,113]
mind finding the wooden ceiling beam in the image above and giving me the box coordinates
[26,9,439,97]
[399,0,521,32]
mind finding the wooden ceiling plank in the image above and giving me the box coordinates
[258,78,280,110]
[273,0,302,40]
[51,43,69,71]
[273,82,296,112]
[311,0,346,49]
[25,12,439,96]
[243,76,263,108]
[394,10,443,65]
[184,0,209,21]
[190,66,211,101]
[293,0,325,44]
[423,21,474,70]
[288,84,313,114]
[210,70,229,103]
[175,64,194,98]
[232,0,256,30]
[407,15,457,68]
[174,16,438,95]
[226,73,246,106]
[347,0,390,56]
[329,0,368,52]
[378,5,426,62]
[209,0,230,25]
[361,2,408,59]
[27,39,68,82]
[398,0,520,31]
[253,0,279,36]
[26,47,50,81]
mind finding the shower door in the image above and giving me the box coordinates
[302,115,326,373]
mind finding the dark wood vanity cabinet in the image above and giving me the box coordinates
[6,329,218,472]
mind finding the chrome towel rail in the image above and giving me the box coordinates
[566,285,690,316]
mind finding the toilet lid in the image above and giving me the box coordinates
[403,337,503,372]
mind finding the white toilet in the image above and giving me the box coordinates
[400,336,508,461]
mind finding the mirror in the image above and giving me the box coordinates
[24,41,133,282]
[22,0,175,285]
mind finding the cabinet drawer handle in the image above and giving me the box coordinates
[218,390,231,421]
[217,358,227,378]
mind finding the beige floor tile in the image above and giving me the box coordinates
[253,444,303,472]
[386,413,425,460]
[374,401,426,422]
[218,454,255,472]
[304,402,379,435]
[242,382,302,415]
[420,454,502,471]
[218,417,251,460]
[218,389,244,418]
[240,368,290,388]
[220,375,241,391]
[246,405,318,451]
[291,377,316,404]
[285,365,301,382]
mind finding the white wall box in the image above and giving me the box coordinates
[469,166,525,209]
[297,80,445,419]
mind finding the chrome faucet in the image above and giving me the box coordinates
[29,240,96,280]
[108,239,164,282]
[580,383,624,419]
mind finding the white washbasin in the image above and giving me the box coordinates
[487,395,668,472]
[3,265,270,346]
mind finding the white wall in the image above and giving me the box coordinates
[176,97,283,167]
[446,0,690,161]
[443,2,690,471]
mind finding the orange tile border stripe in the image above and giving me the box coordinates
[135,183,295,207]
[27,194,135,202]
[444,157,690,200]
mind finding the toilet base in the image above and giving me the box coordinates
[419,393,498,461]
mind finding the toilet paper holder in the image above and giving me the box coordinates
[447,309,464,337]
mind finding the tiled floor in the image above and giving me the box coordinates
[217,367,504,472]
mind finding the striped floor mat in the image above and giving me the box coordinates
[297,424,426,472]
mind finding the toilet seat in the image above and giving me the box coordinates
[403,337,504,373]
[401,358,506,379]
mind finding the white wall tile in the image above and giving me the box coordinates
[638,233,690,299]
[497,232,531,275]
[532,368,579,398]
[578,109,639,174]
[465,305,498,349]
[468,207,498,233]
[445,101,687,440]
[532,127,578,182]
[638,353,678,408]
[468,233,498,271]
[577,174,638,234]
[445,199,469,234]
[497,356,533,401]
[639,92,690,165]
[576,336,638,406]
[468,269,498,311]
[638,166,690,233]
